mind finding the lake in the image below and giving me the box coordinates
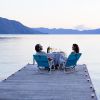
[0,34,100,99]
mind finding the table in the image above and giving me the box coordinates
[47,52,67,66]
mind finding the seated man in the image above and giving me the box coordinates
[35,44,54,70]
[35,44,46,55]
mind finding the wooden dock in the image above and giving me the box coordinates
[0,64,98,100]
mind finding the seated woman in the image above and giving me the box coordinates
[71,43,79,54]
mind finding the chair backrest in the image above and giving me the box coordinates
[33,55,49,68]
[65,53,82,67]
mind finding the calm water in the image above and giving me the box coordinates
[0,34,100,99]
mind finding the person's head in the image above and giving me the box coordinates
[72,44,79,53]
[35,44,43,52]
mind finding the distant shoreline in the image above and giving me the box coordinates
[0,33,100,35]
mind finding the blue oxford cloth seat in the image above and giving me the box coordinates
[33,54,54,72]
[64,53,82,71]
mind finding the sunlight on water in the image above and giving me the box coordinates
[0,34,100,99]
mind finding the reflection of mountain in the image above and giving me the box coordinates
[0,17,42,34]
[33,28,100,34]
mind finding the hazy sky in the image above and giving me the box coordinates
[0,0,100,28]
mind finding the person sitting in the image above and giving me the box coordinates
[35,44,54,70]
[59,44,79,69]
[35,44,46,55]
[71,43,79,54]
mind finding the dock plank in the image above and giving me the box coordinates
[0,64,98,100]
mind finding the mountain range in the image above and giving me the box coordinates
[0,17,42,34]
[0,17,100,34]
[33,28,100,34]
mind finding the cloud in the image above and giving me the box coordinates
[74,25,90,31]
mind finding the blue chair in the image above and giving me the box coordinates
[33,55,54,72]
[64,53,82,72]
